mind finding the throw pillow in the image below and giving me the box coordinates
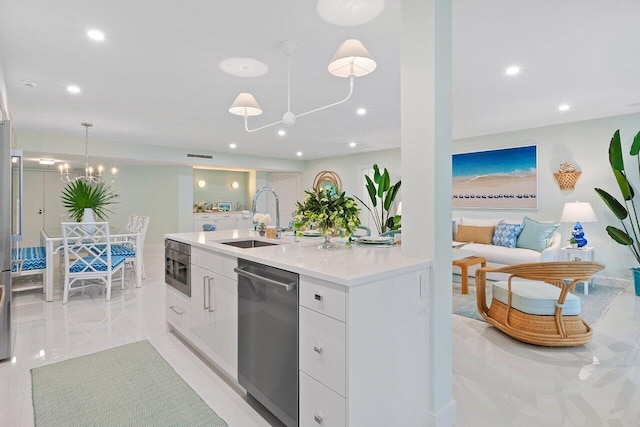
[492,221,524,248]
[455,225,496,245]
[516,217,559,252]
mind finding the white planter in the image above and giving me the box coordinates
[82,208,96,234]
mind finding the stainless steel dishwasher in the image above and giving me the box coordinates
[235,259,298,427]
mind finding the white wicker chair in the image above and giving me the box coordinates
[61,222,125,304]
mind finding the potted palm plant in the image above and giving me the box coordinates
[594,129,640,296]
[61,180,117,222]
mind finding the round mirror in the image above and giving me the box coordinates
[313,171,342,195]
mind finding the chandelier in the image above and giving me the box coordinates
[228,39,376,132]
[59,122,117,184]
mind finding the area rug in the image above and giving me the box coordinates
[31,340,228,427]
[452,275,627,326]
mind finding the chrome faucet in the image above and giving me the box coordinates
[252,187,280,228]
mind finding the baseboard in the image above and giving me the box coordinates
[592,275,630,288]
[430,399,456,427]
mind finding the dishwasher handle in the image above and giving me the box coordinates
[234,266,297,291]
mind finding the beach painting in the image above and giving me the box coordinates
[452,145,537,209]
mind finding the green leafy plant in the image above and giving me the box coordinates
[568,237,577,245]
[294,187,360,237]
[355,164,401,234]
[594,129,640,263]
[61,180,117,222]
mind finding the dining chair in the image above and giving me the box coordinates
[352,225,371,238]
[125,215,139,233]
[379,228,401,238]
[61,222,125,304]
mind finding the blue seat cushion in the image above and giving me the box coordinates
[11,247,46,272]
[492,280,581,316]
[203,224,217,231]
[69,255,126,273]
[90,244,136,258]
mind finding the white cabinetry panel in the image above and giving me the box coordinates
[300,371,346,427]
[299,307,346,397]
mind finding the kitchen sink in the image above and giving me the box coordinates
[220,239,279,249]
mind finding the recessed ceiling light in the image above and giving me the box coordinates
[505,66,520,76]
[219,57,268,78]
[296,151,303,157]
[278,130,286,136]
[87,29,105,41]
[67,85,81,94]
[356,108,366,115]
[229,143,237,149]
[558,104,570,111]
[38,159,56,165]
[349,141,357,148]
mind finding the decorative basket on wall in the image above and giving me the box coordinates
[553,171,582,190]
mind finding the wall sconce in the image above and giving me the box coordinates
[231,181,239,189]
[197,179,206,188]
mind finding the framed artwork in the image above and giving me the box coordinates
[452,145,537,209]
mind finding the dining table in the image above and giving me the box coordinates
[40,226,142,302]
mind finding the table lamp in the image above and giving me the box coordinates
[560,202,598,248]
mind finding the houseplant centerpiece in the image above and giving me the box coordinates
[61,180,117,222]
[594,129,640,296]
[253,213,271,236]
[294,187,360,249]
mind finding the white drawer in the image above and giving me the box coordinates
[300,371,346,427]
[166,285,190,333]
[299,307,346,397]
[300,276,346,322]
[191,248,237,280]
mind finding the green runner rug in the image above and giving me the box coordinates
[31,340,228,427]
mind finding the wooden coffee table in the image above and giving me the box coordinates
[452,255,486,294]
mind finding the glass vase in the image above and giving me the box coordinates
[318,234,337,249]
[258,223,266,236]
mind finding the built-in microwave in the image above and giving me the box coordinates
[165,239,191,297]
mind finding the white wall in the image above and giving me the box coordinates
[453,112,640,280]
[109,165,191,245]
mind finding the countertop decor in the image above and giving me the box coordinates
[294,187,360,244]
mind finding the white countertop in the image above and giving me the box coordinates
[165,229,430,287]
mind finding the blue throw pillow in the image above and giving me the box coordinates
[492,221,524,248]
[516,217,559,252]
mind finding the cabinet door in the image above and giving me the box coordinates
[189,264,214,347]
[189,264,238,379]
[209,273,238,377]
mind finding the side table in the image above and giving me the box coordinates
[559,246,594,294]
[452,256,486,294]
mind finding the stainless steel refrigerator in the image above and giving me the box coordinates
[0,120,22,361]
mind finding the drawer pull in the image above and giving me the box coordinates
[169,305,185,315]
[314,293,323,301]
[313,344,323,354]
[314,413,323,424]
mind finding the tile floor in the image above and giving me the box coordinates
[1,245,639,426]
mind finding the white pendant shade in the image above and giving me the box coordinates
[328,39,377,78]
[228,92,263,116]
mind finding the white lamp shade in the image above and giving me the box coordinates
[228,92,263,116]
[328,39,377,78]
[560,202,598,223]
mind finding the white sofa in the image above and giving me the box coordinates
[453,216,561,279]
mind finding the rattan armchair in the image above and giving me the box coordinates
[475,261,605,346]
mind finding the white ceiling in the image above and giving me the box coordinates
[1,0,640,162]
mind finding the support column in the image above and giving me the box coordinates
[401,1,454,426]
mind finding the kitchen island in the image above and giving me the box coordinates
[165,229,432,427]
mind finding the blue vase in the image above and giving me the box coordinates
[632,267,640,296]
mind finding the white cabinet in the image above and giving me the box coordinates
[299,270,430,426]
[193,212,253,232]
[166,248,238,382]
[190,264,238,379]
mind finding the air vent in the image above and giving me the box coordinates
[187,153,213,159]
